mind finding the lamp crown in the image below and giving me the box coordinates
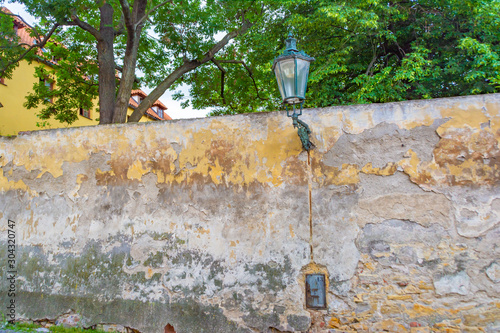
[285,33,297,52]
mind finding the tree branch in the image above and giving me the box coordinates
[0,10,43,41]
[0,23,60,77]
[128,17,254,122]
[115,64,140,83]
[366,43,377,76]
[365,54,377,76]
[216,60,244,64]
[135,0,173,28]
[118,0,133,32]
[1,43,34,49]
[112,0,148,123]
[69,12,100,40]
[114,13,126,36]
[200,19,253,63]
[214,59,269,101]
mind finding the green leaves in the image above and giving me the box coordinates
[0,11,28,80]
[286,0,500,107]
[23,41,99,126]
[2,0,499,121]
[458,37,500,84]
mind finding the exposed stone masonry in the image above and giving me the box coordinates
[0,94,499,332]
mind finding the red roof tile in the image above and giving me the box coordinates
[1,7,28,28]
[131,89,148,98]
[129,89,170,120]
[128,89,171,121]
[2,7,35,45]
[2,7,47,58]
[152,99,167,110]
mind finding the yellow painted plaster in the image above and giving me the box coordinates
[0,167,33,194]
[1,95,499,194]
[0,59,158,137]
[400,114,437,130]
[0,61,98,136]
[361,162,398,176]
[438,103,500,136]
[127,159,151,181]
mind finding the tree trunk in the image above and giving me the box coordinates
[97,3,117,125]
[113,0,148,123]
[128,61,200,122]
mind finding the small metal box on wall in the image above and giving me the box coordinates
[305,274,326,309]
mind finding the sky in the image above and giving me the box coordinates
[4,2,210,120]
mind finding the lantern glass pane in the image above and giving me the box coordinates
[274,64,285,101]
[296,59,310,99]
[278,58,296,99]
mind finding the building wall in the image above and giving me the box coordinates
[0,60,154,136]
[0,94,499,333]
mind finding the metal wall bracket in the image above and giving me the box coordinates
[286,102,313,151]
[305,273,326,309]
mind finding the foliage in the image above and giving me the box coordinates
[24,41,99,126]
[200,0,500,115]
[1,0,499,120]
[3,321,109,332]
[186,1,289,116]
[288,0,500,107]
[0,9,24,80]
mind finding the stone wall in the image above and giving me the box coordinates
[1,94,499,333]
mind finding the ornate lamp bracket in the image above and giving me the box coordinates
[286,102,313,151]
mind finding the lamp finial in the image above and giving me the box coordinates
[285,33,297,52]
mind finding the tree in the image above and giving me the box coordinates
[287,0,500,107]
[3,1,499,121]
[0,0,267,124]
[189,0,500,115]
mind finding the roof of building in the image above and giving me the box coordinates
[131,89,148,98]
[1,7,28,28]
[129,89,172,121]
[152,99,168,110]
[2,7,37,48]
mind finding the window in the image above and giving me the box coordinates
[152,106,164,118]
[132,95,142,103]
[79,108,90,119]
[8,23,21,42]
[40,78,54,103]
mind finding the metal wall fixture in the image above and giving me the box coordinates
[273,33,315,151]
[305,274,327,309]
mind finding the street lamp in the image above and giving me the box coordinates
[273,33,315,151]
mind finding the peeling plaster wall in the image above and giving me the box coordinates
[1,94,499,333]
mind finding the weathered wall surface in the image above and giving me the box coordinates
[1,94,499,333]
